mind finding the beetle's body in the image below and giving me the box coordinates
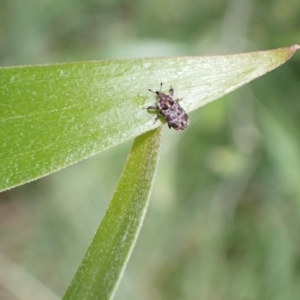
[147,83,189,130]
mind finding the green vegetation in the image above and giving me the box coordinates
[1,1,300,300]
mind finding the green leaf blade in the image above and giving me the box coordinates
[0,45,299,191]
[62,127,162,300]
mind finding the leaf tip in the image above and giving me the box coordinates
[290,44,300,52]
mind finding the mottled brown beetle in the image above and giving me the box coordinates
[146,83,189,130]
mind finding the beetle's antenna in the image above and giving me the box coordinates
[148,83,163,95]
[148,88,159,95]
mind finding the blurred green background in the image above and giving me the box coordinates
[1,1,300,299]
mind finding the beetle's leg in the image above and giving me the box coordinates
[169,86,174,96]
[146,105,159,110]
[153,112,163,124]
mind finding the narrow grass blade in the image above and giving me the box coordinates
[62,127,162,300]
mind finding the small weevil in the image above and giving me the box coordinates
[147,83,189,130]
